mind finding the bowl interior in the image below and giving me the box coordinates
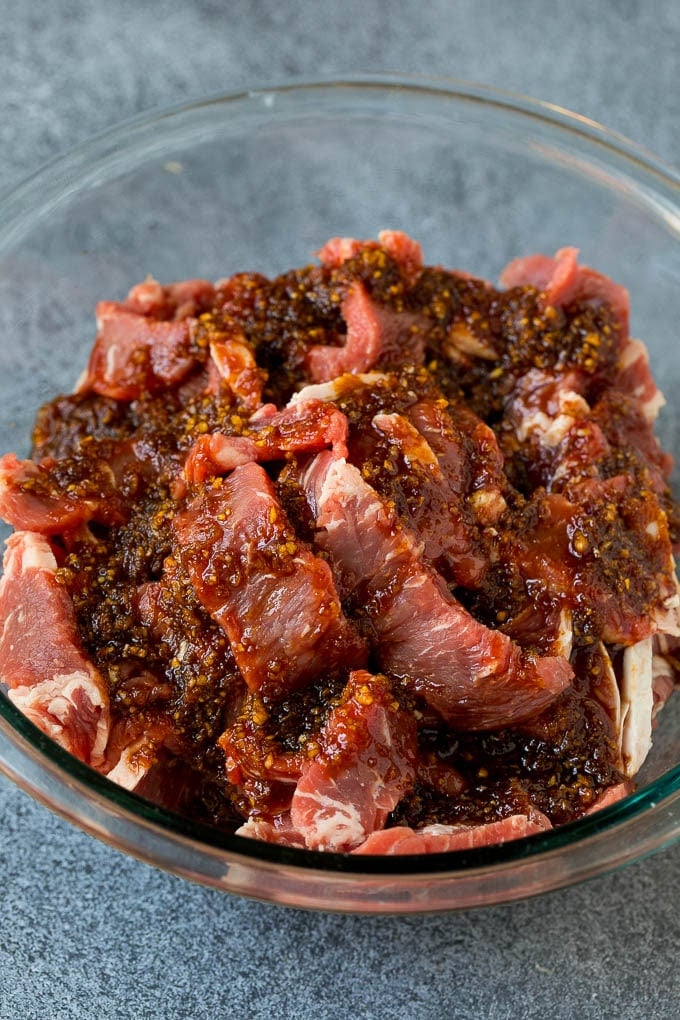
[1,78,680,911]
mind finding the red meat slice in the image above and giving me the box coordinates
[306,280,428,382]
[316,236,369,268]
[0,440,166,535]
[501,365,677,645]
[505,484,676,646]
[377,230,424,280]
[302,452,572,729]
[352,812,553,855]
[124,277,215,320]
[184,399,348,484]
[79,302,197,400]
[371,411,488,587]
[317,230,423,281]
[0,453,101,533]
[173,461,367,696]
[0,531,109,765]
[584,782,632,815]
[103,717,173,791]
[289,670,418,851]
[78,273,217,401]
[503,368,609,491]
[500,247,629,339]
[408,399,507,523]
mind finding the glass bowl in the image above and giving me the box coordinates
[1,76,680,914]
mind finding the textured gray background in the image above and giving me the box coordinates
[1,2,680,1018]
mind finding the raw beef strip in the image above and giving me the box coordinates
[584,782,632,815]
[301,452,572,729]
[77,274,216,401]
[370,411,488,587]
[103,719,172,791]
[306,280,428,382]
[503,367,609,490]
[124,277,215,320]
[353,812,553,855]
[500,247,629,339]
[407,399,507,525]
[293,379,501,585]
[0,453,103,533]
[0,438,171,535]
[79,302,198,400]
[317,230,423,282]
[0,531,109,765]
[184,399,348,483]
[0,443,154,534]
[290,670,418,851]
[173,461,367,697]
[505,365,671,497]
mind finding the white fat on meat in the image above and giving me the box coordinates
[235,815,307,849]
[510,369,590,447]
[651,650,677,721]
[372,412,440,469]
[289,671,417,852]
[9,671,109,765]
[652,564,680,637]
[288,372,388,406]
[589,642,622,767]
[552,608,574,662]
[105,733,158,791]
[445,321,497,361]
[617,337,666,424]
[0,531,110,766]
[619,637,654,777]
[293,786,367,851]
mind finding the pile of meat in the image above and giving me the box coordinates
[1,231,678,855]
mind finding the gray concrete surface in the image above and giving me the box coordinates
[1,2,679,1017]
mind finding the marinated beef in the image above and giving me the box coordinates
[1,232,678,854]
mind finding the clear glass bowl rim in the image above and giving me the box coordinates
[1,73,679,899]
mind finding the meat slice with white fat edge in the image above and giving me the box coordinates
[0,531,110,765]
[289,670,418,851]
[352,811,553,855]
[124,277,216,320]
[173,461,367,697]
[407,398,508,526]
[301,452,572,729]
